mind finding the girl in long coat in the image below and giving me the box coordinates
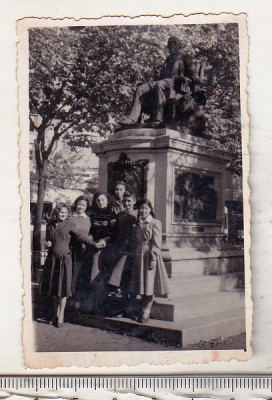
[39,204,102,327]
[76,192,117,314]
[130,199,169,323]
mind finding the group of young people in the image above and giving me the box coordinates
[39,181,169,328]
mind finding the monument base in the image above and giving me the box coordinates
[92,126,244,273]
[90,127,245,345]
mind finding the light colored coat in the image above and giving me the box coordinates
[130,217,169,296]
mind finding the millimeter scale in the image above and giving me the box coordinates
[1,376,272,399]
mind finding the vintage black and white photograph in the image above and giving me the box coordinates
[19,14,250,367]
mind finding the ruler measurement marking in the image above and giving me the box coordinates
[4,376,272,396]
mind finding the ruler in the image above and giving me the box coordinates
[0,376,271,399]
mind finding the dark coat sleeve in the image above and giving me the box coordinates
[45,223,56,242]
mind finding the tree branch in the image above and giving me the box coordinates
[34,139,42,169]
[29,117,36,133]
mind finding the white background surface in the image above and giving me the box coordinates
[0,0,271,373]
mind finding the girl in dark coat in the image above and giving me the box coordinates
[88,192,117,282]
[77,192,117,315]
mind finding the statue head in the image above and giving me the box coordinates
[167,36,182,55]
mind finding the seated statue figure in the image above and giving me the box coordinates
[120,36,206,130]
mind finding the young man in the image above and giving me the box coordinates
[111,180,126,214]
[107,191,138,298]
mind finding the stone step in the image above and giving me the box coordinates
[170,257,244,278]
[179,308,246,346]
[32,280,245,323]
[65,307,245,348]
[152,290,245,322]
[168,274,240,297]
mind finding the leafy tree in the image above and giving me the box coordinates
[29,23,241,251]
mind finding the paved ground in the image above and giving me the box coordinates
[35,320,246,352]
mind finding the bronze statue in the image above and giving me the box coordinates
[120,36,207,133]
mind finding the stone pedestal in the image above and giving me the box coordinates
[92,127,243,273]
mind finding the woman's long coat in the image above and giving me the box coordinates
[130,217,169,297]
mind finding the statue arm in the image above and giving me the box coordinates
[153,61,163,81]
[183,54,201,83]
